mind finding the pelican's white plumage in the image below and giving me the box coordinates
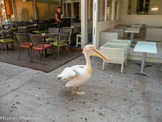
[58,45,110,95]
[57,67,76,81]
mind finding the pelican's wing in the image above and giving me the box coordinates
[57,67,77,81]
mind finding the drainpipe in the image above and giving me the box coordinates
[33,0,37,20]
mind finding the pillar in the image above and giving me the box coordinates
[93,0,99,48]
[81,0,88,49]
[33,0,37,20]
[12,0,17,21]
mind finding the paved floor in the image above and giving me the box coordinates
[0,56,162,122]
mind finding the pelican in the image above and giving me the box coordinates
[58,45,110,95]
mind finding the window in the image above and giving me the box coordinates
[136,0,150,14]
[98,0,112,22]
[88,0,93,21]
[128,0,162,15]
[65,3,72,18]
[63,1,80,19]
[106,0,112,21]
[98,0,105,22]
[114,1,119,20]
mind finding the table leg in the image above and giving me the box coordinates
[130,33,136,47]
[135,63,152,68]
[132,52,152,78]
[43,37,50,57]
[130,33,134,44]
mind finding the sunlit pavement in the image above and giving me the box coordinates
[0,56,162,122]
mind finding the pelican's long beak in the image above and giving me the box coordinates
[92,48,110,62]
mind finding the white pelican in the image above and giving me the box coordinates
[58,45,110,95]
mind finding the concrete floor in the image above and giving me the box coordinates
[0,56,162,122]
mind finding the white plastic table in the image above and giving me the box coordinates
[125,28,141,45]
[132,41,157,77]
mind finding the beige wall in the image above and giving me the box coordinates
[15,0,58,21]
[49,4,58,19]
[36,2,48,20]
[36,2,58,20]
[129,0,137,14]
[97,21,114,46]
[120,0,162,26]
[15,0,34,21]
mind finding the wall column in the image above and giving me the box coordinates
[71,2,74,19]
[93,0,99,48]
[12,0,17,21]
[81,0,88,49]
[33,0,37,20]
[111,0,115,21]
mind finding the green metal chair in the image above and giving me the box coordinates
[0,29,15,55]
[45,28,59,42]
[50,31,70,60]
[60,28,72,45]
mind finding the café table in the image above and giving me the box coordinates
[124,27,141,46]
[132,41,157,78]
[27,24,38,27]
[27,24,38,30]
[131,24,142,28]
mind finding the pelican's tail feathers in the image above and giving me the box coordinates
[57,67,76,81]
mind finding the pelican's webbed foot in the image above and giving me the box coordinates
[76,87,85,95]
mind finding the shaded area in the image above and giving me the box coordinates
[0,49,81,72]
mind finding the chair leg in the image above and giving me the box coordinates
[0,43,1,54]
[2,43,5,50]
[102,61,105,70]
[29,48,32,62]
[31,49,34,62]
[43,50,45,65]
[66,46,71,57]
[125,60,127,66]
[18,48,21,61]
[4,43,8,55]
[53,46,55,60]
[39,51,41,58]
[28,48,30,56]
[58,48,60,60]
[76,36,78,47]
[6,44,8,55]
[121,64,124,73]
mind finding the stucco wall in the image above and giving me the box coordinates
[120,0,162,26]
[36,2,58,20]
[15,0,34,21]
[15,0,58,21]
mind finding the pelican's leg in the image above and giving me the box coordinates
[76,87,85,96]
[69,87,76,95]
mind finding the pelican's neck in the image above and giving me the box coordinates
[84,53,91,67]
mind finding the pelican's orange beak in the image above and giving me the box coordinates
[91,48,110,62]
